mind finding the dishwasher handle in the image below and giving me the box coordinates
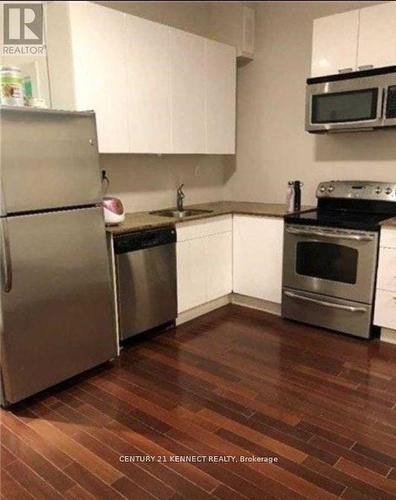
[114,227,176,254]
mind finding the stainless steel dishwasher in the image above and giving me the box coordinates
[114,227,177,340]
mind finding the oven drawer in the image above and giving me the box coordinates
[377,247,396,292]
[374,290,396,329]
[282,288,372,339]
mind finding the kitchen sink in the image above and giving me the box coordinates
[150,208,213,219]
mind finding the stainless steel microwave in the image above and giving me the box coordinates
[306,66,396,133]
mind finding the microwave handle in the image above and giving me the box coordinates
[381,87,387,120]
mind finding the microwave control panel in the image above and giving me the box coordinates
[386,86,396,119]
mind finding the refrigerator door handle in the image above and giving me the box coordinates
[1,219,12,292]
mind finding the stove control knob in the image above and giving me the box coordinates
[319,186,326,193]
[327,186,335,193]
[375,187,382,194]
[385,187,392,195]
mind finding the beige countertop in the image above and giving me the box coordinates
[380,217,396,227]
[107,201,313,235]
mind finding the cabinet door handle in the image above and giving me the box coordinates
[338,67,353,74]
[358,64,374,71]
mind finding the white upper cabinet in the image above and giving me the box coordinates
[358,2,396,71]
[311,2,396,78]
[311,10,359,77]
[47,2,129,153]
[126,16,172,154]
[205,40,236,154]
[47,2,236,154]
[170,29,206,154]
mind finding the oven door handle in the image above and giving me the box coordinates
[286,227,374,241]
[284,291,368,313]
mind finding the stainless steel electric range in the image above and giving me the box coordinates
[282,180,396,339]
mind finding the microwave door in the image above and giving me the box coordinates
[384,85,396,127]
[306,79,385,133]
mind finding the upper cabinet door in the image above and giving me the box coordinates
[68,2,129,153]
[170,29,206,154]
[358,2,396,70]
[311,10,359,77]
[205,40,236,154]
[126,16,171,154]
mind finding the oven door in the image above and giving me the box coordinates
[283,224,378,304]
[306,77,384,133]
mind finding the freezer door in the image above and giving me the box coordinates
[0,107,102,214]
[0,207,117,405]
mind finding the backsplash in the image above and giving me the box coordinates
[101,154,229,212]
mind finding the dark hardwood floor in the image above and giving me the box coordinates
[1,304,396,499]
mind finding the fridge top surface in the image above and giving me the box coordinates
[0,106,103,215]
[0,105,95,117]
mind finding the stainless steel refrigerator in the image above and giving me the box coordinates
[0,106,117,406]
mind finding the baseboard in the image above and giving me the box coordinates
[177,294,393,343]
[380,328,396,344]
[231,293,281,316]
[177,293,281,325]
[176,295,232,325]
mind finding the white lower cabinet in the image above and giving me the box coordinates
[206,232,233,302]
[374,290,396,330]
[47,2,236,154]
[233,215,284,303]
[177,238,207,313]
[177,216,232,313]
[374,228,396,331]
[176,214,284,315]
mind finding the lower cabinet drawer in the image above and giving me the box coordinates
[374,289,396,329]
[377,247,396,291]
[380,227,396,249]
[177,215,232,242]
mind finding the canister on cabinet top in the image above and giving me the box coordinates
[0,66,24,106]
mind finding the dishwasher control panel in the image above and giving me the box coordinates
[114,227,176,254]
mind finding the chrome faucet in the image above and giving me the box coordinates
[177,184,185,212]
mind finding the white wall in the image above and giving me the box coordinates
[225,1,396,206]
[97,1,229,212]
[97,1,210,36]
[101,154,228,212]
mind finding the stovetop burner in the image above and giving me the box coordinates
[285,208,391,231]
[285,180,396,231]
